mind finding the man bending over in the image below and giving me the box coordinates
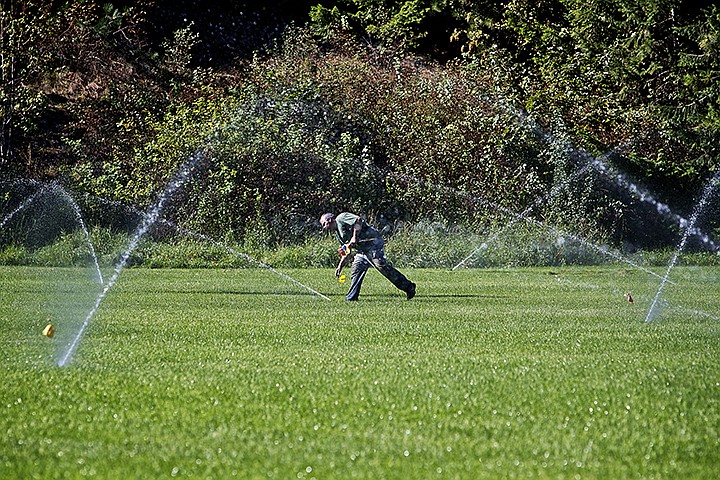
[320,212,416,301]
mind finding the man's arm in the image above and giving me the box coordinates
[348,218,362,247]
[335,252,351,277]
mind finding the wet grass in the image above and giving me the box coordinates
[1,266,719,479]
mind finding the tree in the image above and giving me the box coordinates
[0,1,57,172]
[664,4,720,168]
[310,0,459,52]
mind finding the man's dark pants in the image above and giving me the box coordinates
[345,238,413,301]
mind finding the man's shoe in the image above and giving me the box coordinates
[406,283,416,300]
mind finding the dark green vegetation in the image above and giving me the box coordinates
[3,224,720,270]
[2,1,720,252]
[2,266,719,478]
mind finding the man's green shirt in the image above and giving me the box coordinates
[335,212,380,248]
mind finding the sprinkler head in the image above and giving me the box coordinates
[42,323,55,338]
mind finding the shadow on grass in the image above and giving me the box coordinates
[154,290,510,300]
[333,293,510,299]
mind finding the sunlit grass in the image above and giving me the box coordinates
[1,266,719,479]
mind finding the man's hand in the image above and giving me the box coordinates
[336,253,350,277]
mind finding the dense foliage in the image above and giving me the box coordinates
[1,0,718,250]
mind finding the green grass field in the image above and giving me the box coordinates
[2,266,719,479]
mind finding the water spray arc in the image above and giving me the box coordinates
[163,222,331,300]
[82,193,331,301]
[502,101,719,252]
[58,149,207,367]
[52,184,104,285]
[645,170,720,323]
[390,171,668,282]
[0,188,44,231]
[452,144,623,270]
[1,182,104,285]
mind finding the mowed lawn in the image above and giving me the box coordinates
[1,265,719,479]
